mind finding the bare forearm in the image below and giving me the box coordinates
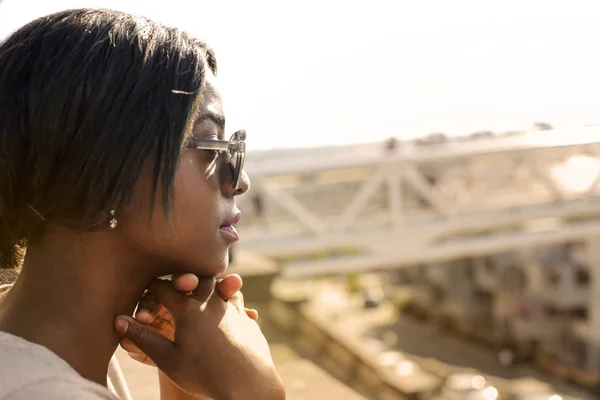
[159,371,212,400]
[158,367,286,400]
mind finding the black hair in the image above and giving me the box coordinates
[0,8,217,269]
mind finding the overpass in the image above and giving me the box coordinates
[237,127,600,278]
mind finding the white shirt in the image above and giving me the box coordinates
[0,330,129,399]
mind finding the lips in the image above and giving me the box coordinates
[219,212,241,242]
[220,212,241,228]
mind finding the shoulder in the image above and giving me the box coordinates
[0,332,116,399]
[4,377,118,399]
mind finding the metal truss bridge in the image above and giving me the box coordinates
[237,127,600,278]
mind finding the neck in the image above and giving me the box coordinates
[0,231,163,386]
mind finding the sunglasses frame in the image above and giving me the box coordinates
[185,129,246,189]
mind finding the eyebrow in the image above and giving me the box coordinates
[194,111,226,130]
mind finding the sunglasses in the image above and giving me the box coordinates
[185,130,246,190]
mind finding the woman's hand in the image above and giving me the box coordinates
[114,277,284,400]
[121,273,258,367]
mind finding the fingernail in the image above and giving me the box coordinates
[115,318,129,335]
[136,309,152,323]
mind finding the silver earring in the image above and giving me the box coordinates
[109,209,118,229]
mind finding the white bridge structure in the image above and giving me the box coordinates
[238,127,600,279]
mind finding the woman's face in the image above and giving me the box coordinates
[119,72,250,278]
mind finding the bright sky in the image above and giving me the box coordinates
[0,0,599,150]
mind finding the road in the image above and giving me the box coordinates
[369,314,596,399]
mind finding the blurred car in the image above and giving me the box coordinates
[391,359,441,399]
[376,350,405,368]
[510,395,562,400]
[468,386,501,400]
[374,350,441,397]
[435,373,499,400]
[501,378,563,400]
[362,337,386,355]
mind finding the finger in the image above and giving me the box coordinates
[146,279,190,318]
[115,316,176,371]
[245,308,259,320]
[120,337,142,354]
[216,274,243,300]
[135,296,161,324]
[171,273,199,293]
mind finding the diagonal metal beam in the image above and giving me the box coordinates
[259,180,326,235]
[403,163,454,216]
[387,168,403,227]
[335,167,388,232]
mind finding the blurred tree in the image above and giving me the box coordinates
[345,272,361,294]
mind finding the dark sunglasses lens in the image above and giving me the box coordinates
[231,151,245,188]
[228,130,245,189]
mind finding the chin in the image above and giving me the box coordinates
[199,253,229,278]
[190,263,227,279]
[164,257,226,280]
[214,259,229,278]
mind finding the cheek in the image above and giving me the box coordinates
[117,156,226,269]
[170,157,222,236]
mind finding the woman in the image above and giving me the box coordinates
[0,8,285,400]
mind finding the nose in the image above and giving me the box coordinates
[234,169,251,196]
[221,164,250,197]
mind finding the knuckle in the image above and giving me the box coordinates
[130,325,150,345]
[182,299,200,313]
[229,291,246,311]
[231,290,244,303]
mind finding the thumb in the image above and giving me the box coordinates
[216,274,243,300]
[115,316,176,370]
[171,273,199,293]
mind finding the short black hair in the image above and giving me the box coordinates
[0,8,217,268]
